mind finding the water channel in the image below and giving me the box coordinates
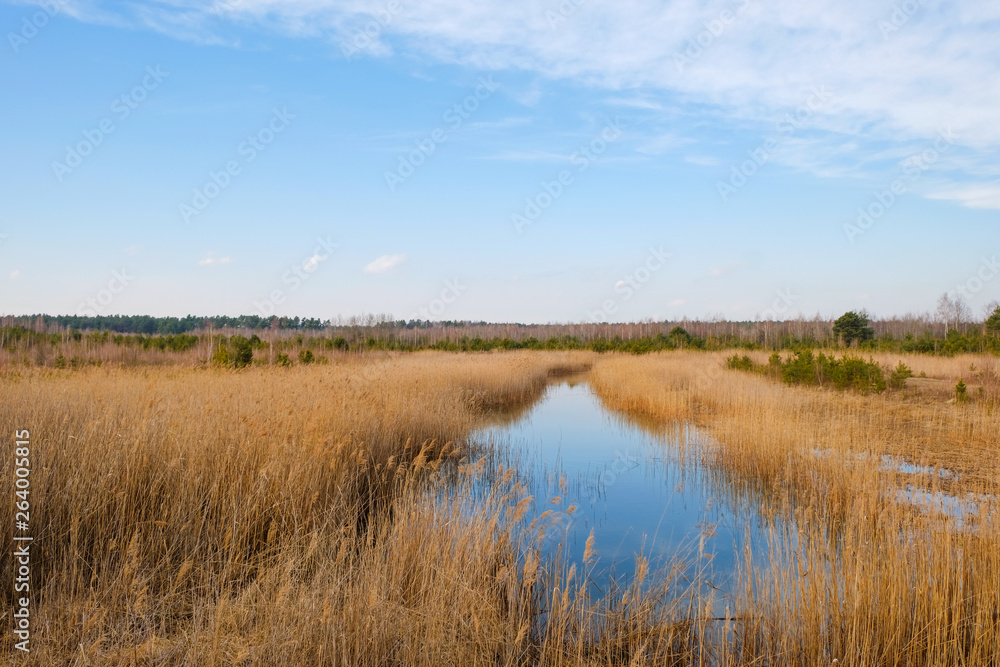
[475,376,770,597]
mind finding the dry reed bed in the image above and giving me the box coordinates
[0,337,207,368]
[0,352,615,665]
[2,351,708,665]
[588,351,1000,665]
[4,349,997,665]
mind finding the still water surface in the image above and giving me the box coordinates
[476,377,767,593]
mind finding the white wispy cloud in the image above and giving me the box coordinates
[10,269,20,280]
[364,253,406,273]
[604,96,668,111]
[684,155,720,167]
[635,133,693,156]
[303,254,327,271]
[483,149,571,162]
[463,117,532,132]
[43,1,1000,194]
[709,262,748,278]
[927,182,1000,210]
[198,253,234,266]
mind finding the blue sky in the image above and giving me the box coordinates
[1,0,998,323]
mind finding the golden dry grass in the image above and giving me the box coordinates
[0,353,558,664]
[0,351,710,666]
[589,351,1000,665]
[3,349,997,665]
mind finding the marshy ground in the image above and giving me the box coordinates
[2,350,998,665]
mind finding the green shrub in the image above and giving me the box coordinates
[323,336,349,351]
[826,355,886,393]
[298,349,315,365]
[767,352,783,377]
[888,362,913,390]
[726,354,754,371]
[276,353,292,367]
[211,345,230,367]
[955,379,968,403]
[782,350,818,385]
[212,335,254,368]
[738,349,887,393]
[230,335,254,368]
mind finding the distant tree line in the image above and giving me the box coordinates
[2,303,999,358]
[0,314,329,334]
